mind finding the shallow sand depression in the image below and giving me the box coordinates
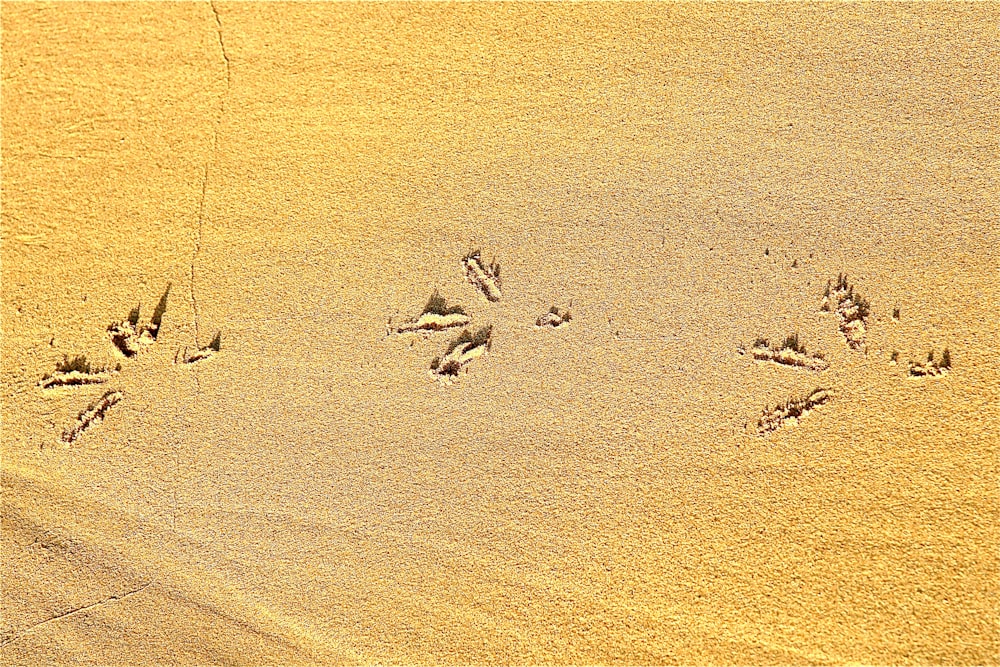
[2,3,998,664]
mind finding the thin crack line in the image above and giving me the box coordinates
[179,0,230,537]
[210,0,232,89]
[190,0,231,349]
[1,581,154,649]
[191,165,207,348]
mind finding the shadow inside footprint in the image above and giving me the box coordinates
[757,388,830,435]
[148,283,170,340]
[108,319,139,358]
[423,289,465,316]
[443,325,493,356]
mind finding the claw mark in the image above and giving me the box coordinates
[821,273,870,349]
[430,325,493,381]
[462,250,502,302]
[60,390,124,445]
[741,334,829,371]
[756,388,830,436]
[388,290,470,335]
[108,320,139,358]
[908,348,951,377]
[107,284,170,357]
[175,331,222,365]
[0,581,153,648]
[391,312,471,335]
[535,305,572,329]
[38,355,120,390]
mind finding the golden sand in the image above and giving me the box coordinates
[3,3,998,664]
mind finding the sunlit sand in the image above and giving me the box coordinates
[3,3,997,664]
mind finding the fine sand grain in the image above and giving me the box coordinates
[3,3,998,664]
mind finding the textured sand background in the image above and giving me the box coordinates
[2,3,998,664]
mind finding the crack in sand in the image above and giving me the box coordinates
[0,581,153,648]
[210,0,232,87]
[176,0,230,535]
[190,0,232,348]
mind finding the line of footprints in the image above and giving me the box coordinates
[743,273,952,436]
[388,250,571,384]
[38,263,949,444]
[37,284,223,446]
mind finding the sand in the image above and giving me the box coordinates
[2,3,998,664]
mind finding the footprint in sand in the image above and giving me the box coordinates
[907,347,952,378]
[462,250,502,303]
[429,326,493,383]
[387,289,471,336]
[745,271,850,439]
[38,355,121,390]
[535,305,572,329]
[740,333,829,372]
[60,389,124,446]
[44,281,221,445]
[755,388,831,436]
[175,331,223,365]
[388,251,506,383]
[820,273,870,350]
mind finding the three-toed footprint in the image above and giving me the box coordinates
[42,282,222,446]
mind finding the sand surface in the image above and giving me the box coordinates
[2,3,998,664]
